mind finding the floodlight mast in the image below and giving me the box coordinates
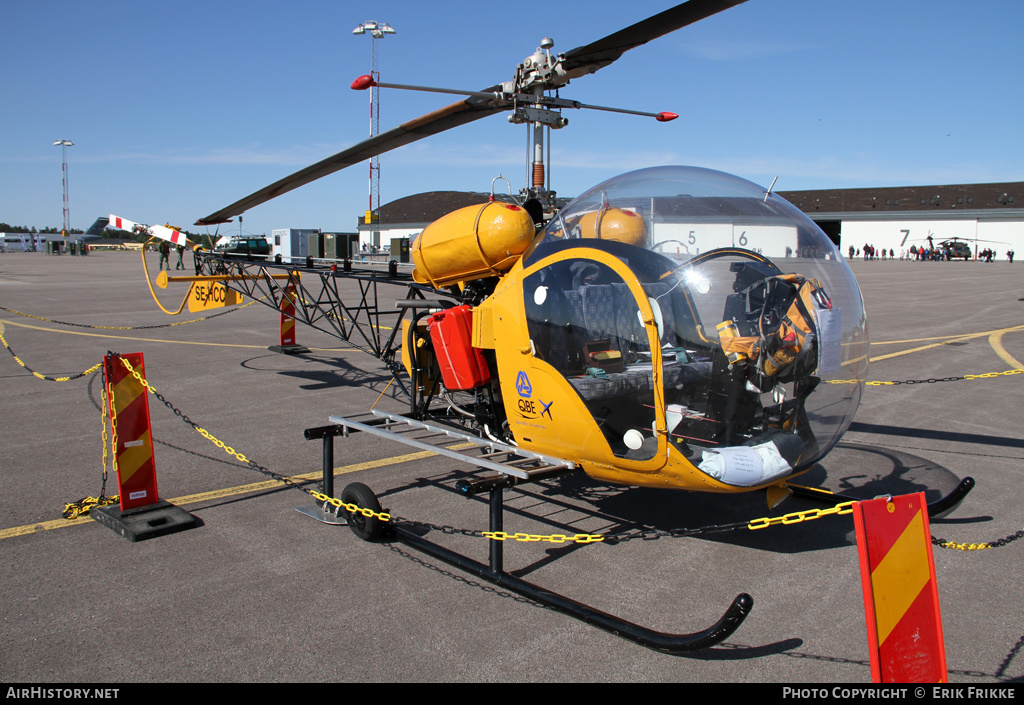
[353,21,396,249]
[53,139,74,243]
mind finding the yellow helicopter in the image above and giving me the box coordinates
[180,0,865,506]
[133,0,979,653]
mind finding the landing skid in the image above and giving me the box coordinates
[391,514,753,655]
[785,476,975,518]
[302,413,753,654]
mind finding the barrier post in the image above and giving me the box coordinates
[853,492,947,682]
[269,282,308,354]
[104,352,159,511]
[91,352,199,541]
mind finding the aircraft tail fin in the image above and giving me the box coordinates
[84,216,110,237]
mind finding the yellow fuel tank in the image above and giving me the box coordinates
[411,202,536,288]
[578,207,647,247]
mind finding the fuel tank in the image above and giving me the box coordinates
[577,207,647,247]
[411,202,536,288]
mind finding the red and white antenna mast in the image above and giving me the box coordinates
[352,21,396,249]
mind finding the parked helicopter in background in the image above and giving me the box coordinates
[940,238,974,260]
[911,235,1009,261]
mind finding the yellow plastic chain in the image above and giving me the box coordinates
[481,531,606,544]
[118,356,253,465]
[0,328,102,381]
[747,501,855,530]
[827,369,1023,386]
[937,540,992,551]
[310,490,393,523]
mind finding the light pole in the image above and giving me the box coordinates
[352,21,396,250]
[53,139,74,250]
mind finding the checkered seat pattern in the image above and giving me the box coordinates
[577,282,681,355]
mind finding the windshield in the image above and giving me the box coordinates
[524,166,868,478]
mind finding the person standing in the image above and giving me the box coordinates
[176,244,185,270]
[159,240,171,270]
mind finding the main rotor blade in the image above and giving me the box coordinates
[196,0,751,226]
[559,0,750,79]
[196,90,507,226]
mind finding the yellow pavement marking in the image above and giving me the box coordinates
[0,448,441,542]
[0,318,355,351]
[989,328,1024,369]
[869,324,1024,364]
[869,324,1024,346]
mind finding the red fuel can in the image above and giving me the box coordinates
[429,305,491,391]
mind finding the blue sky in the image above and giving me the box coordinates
[3,0,1022,237]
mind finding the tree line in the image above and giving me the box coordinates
[0,223,84,234]
[1,222,216,249]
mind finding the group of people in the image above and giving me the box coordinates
[158,240,187,270]
[908,244,956,261]
[847,243,1016,262]
[849,245,895,260]
[977,248,1015,263]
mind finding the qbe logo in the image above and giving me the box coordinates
[516,371,532,398]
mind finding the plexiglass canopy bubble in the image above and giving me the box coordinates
[523,166,868,485]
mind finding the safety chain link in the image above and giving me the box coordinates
[0,327,102,382]
[319,493,859,545]
[827,368,1024,386]
[933,528,1024,551]
[309,490,393,524]
[62,387,119,518]
[1,301,261,382]
[309,487,606,544]
[114,353,316,498]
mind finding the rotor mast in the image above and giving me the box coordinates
[507,37,568,213]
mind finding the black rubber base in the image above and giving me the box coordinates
[92,501,201,542]
[268,344,310,355]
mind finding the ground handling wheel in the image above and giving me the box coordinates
[341,482,387,541]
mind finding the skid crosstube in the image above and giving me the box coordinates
[307,410,754,654]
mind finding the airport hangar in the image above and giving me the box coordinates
[354,181,1024,261]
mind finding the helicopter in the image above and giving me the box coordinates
[124,0,985,654]
[912,234,1009,261]
[172,0,864,500]
[938,238,974,260]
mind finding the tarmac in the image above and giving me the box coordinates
[0,249,1022,685]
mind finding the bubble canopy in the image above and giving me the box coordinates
[522,166,868,483]
[536,165,839,258]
